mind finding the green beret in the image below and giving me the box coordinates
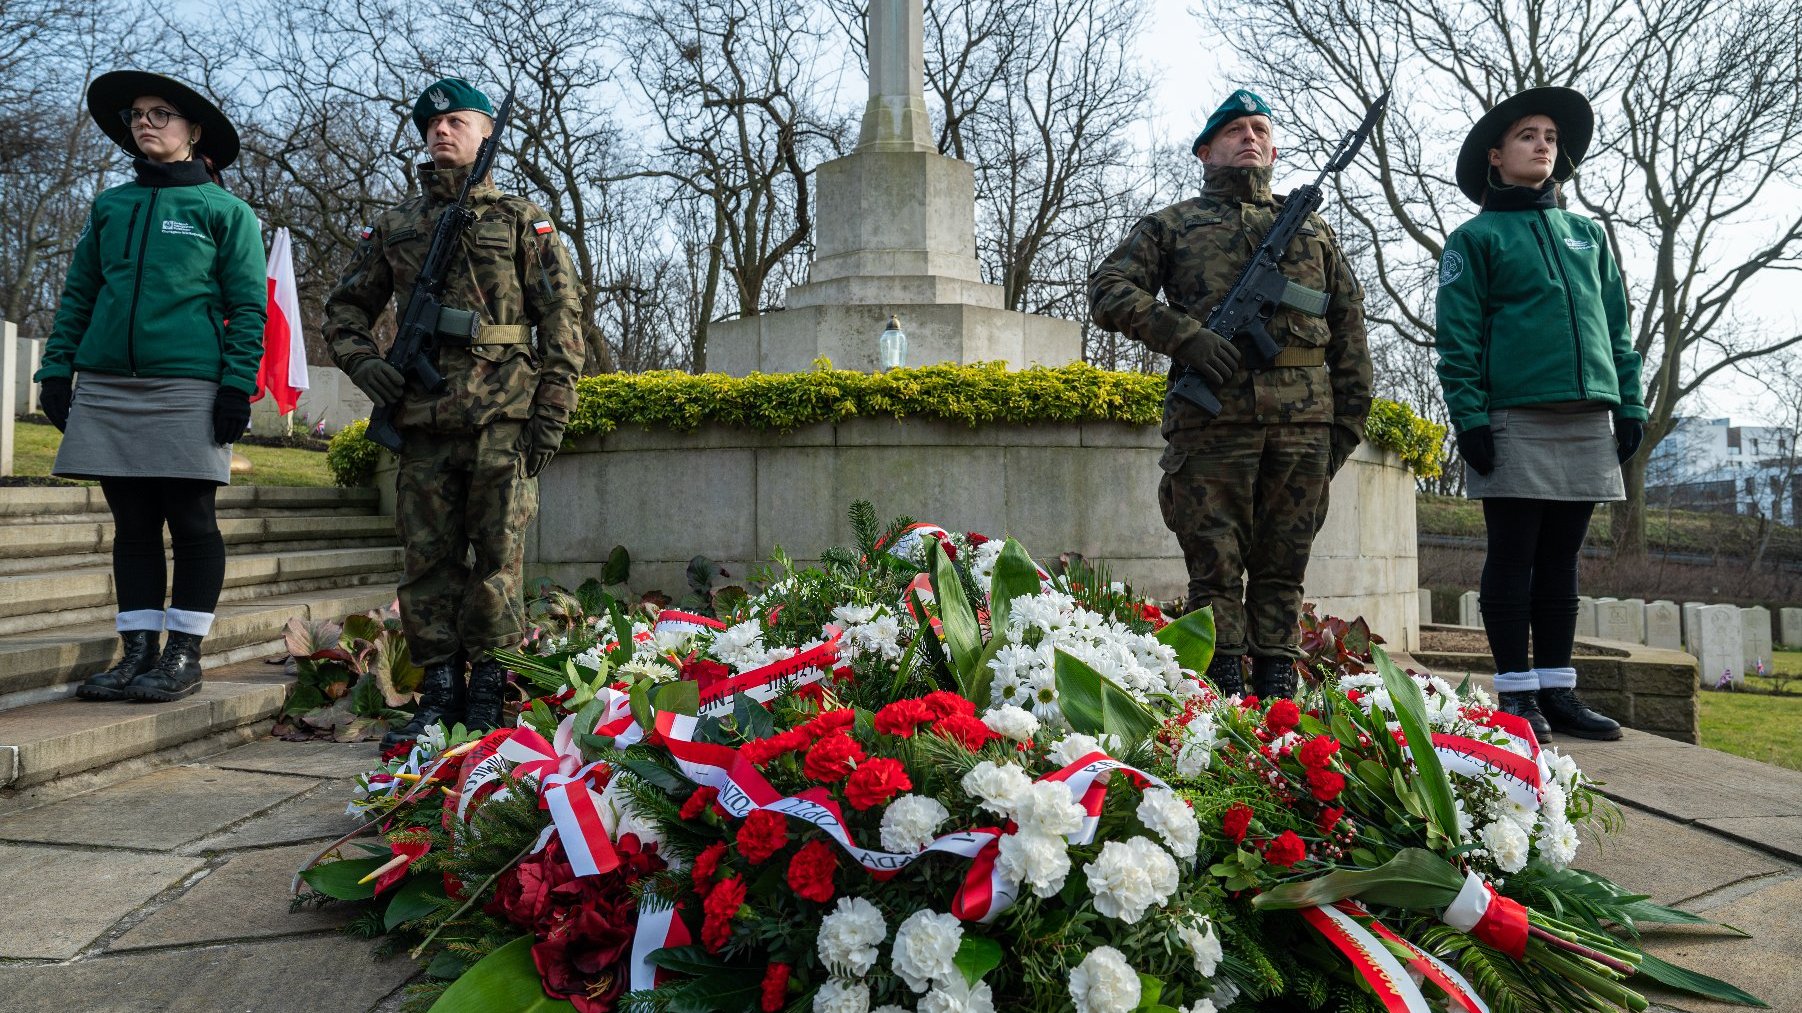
[1192,89,1274,154]
[411,77,494,137]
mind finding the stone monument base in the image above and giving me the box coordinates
[707,303,1081,374]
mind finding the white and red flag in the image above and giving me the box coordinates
[254,227,309,413]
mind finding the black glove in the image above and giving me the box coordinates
[213,386,252,445]
[518,411,567,478]
[1457,425,1496,475]
[1168,327,1241,388]
[347,356,406,407]
[39,377,71,432]
[1614,417,1644,464]
[1328,423,1361,476]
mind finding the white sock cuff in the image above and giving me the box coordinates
[117,609,165,633]
[1534,666,1578,689]
[166,608,215,636]
[1494,670,1539,693]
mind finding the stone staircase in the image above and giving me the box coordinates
[0,486,399,791]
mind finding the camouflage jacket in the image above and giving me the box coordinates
[323,163,585,433]
[1089,164,1371,440]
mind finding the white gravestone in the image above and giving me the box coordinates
[14,336,41,416]
[1682,602,1706,651]
[1644,600,1682,650]
[1574,596,1597,638]
[1594,600,1642,644]
[1617,598,1647,643]
[1695,604,1744,687]
[1742,606,1773,675]
[1459,590,1483,628]
[1781,607,1802,650]
[1418,588,1433,625]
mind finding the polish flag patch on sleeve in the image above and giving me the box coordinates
[533,220,554,235]
[357,225,373,240]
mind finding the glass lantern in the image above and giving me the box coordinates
[878,314,907,371]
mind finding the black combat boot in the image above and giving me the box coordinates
[1251,655,1298,699]
[1497,691,1553,741]
[382,660,467,749]
[77,630,161,701]
[1538,687,1622,741]
[1205,653,1245,697]
[464,657,510,733]
[126,632,204,702]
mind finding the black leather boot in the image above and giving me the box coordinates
[126,632,204,702]
[78,631,161,701]
[1538,687,1622,741]
[1251,655,1298,699]
[1205,653,1245,697]
[382,660,467,749]
[464,657,510,732]
[1497,691,1553,741]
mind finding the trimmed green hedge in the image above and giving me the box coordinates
[326,361,1444,485]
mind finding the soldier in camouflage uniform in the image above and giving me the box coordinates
[1089,89,1371,699]
[324,78,585,746]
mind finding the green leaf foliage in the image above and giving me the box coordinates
[1251,848,1467,911]
[1375,646,1462,847]
[1053,649,1158,745]
[299,856,387,901]
[384,874,448,930]
[1155,606,1217,673]
[926,538,985,699]
[1634,953,1769,1007]
[954,935,1003,986]
[429,935,577,1013]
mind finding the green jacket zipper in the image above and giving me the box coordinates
[121,203,141,259]
[1537,210,1586,395]
[125,188,160,375]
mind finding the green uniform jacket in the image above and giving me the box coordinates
[38,172,268,395]
[1434,205,1646,433]
[1088,164,1372,440]
[323,164,585,433]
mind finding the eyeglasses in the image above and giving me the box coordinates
[118,106,186,129]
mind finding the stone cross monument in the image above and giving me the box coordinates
[708,0,1081,374]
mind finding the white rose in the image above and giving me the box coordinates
[817,897,888,977]
[919,978,995,1013]
[961,761,1032,818]
[1010,780,1087,838]
[1479,817,1532,873]
[995,830,1072,897]
[1175,915,1223,977]
[1136,787,1200,860]
[814,978,871,1013]
[891,909,964,993]
[1084,837,1179,924]
[1068,946,1141,1013]
[880,794,952,853]
[981,704,1041,743]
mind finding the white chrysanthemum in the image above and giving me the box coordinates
[1010,780,1086,838]
[616,657,678,684]
[961,761,1032,818]
[572,646,605,672]
[1544,749,1581,789]
[861,614,906,659]
[1137,787,1200,859]
[880,794,951,853]
[1539,780,1569,825]
[1175,713,1218,776]
[651,627,697,654]
[817,897,888,978]
[981,704,1040,743]
[833,604,878,626]
[1047,732,1104,769]
[1068,946,1141,1013]
[814,977,872,1013]
[919,977,995,1013]
[1175,915,1223,977]
[1084,837,1179,924]
[711,618,764,665]
[1538,816,1580,868]
[1487,795,1539,834]
[891,909,964,993]
[1026,666,1063,725]
[1479,817,1532,873]
[1182,1001,1219,1013]
[995,830,1072,897]
[1453,797,1475,842]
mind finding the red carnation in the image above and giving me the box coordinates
[701,874,747,952]
[920,690,976,720]
[1306,766,1346,803]
[683,658,732,693]
[844,757,912,811]
[1222,802,1253,845]
[680,785,720,821]
[786,839,838,902]
[804,708,857,739]
[1265,698,1301,735]
[741,728,811,766]
[965,531,991,545]
[1297,735,1341,770]
[875,698,933,738]
[1264,830,1307,867]
[793,681,828,705]
[1139,603,1169,630]
[735,809,789,864]
[761,963,792,1012]
[691,841,726,895]
[1316,806,1345,833]
[803,733,866,783]
[932,713,998,750]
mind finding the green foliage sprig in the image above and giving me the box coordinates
[327,417,382,486]
[1363,397,1448,478]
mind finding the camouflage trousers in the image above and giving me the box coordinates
[1157,423,1333,659]
[394,422,536,666]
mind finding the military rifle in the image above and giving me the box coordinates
[366,89,517,453]
[1170,91,1388,417]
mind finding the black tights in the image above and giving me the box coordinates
[1479,498,1595,675]
[101,478,225,616]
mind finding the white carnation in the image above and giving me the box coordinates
[1084,837,1179,924]
[572,645,605,672]
[1537,816,1580,869]
[995,830,1072,897]
[1174,714,1217,776]
[1479,817,1532,873]
[880,795,951,853]
[1046,732,1103,769]
[1175,915,1223,977]
[961,761,1032,818]
[814,978,871,1013]
[1181,1002,1218,1013]
[1010,780,1087,838]
[1068,946,1141,1013]
[981,704,1040,743]
[817,897,888,977]
[891,909,964,993]
[919,978,995,1013]
[1136,787,1200,860]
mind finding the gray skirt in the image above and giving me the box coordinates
[1466,402,1624,502]
[53,374,232,484]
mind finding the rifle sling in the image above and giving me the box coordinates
[1269,347,1327,368]
[439,323,532,347]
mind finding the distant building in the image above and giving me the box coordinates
[1646,417,1799,524]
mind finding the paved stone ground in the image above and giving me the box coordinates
[0,704,1795,1011]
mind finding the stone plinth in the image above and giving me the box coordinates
[1695,604,1745,686]
[1743,606,1773,673]
[1645,600,1682,650]
[709,300,1079,375]
[1412,644,1700,742]
[1781,607,1802,649]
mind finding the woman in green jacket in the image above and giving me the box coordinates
[1434,88,1646,741]
[35,71,267,703]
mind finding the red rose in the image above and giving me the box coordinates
[1346,688,1364,704]
[680,785,720,821]
[1307,767,1346,802]
[735,809,790,864]
[786,839,838,902]
[761,963,792,1012]
[932,713,998,750]
[692,841,727,895]
[1222,802,1253,845]
[1316,806,1345,833]
[1264,830,1308,867]
[937,536,959,561]
[874,698,933,738]
[844,757,912,811]
[1297,735,1341,770]
[803,733,866,783]
[920,690,976,720]
[1264,698,1301,735]
[965,532,990,545]
[701,874,747,952]
[487,839,576,931]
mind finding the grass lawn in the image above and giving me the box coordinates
[1698,649,1802,771]
[11,420,335,487]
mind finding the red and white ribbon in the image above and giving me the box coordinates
[1343,900,1490,1013]
[1441,871,1529,959]
[654,610,728,638]
[628,900,694,990]
[875,522,952,564]
[1302,901,1433,1013]
[1038,752,1170,845]
[695,630,843,718]
[1429,732,1543,813]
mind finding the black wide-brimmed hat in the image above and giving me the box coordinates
[1456,87,1592,205]
[87,70,240,170]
